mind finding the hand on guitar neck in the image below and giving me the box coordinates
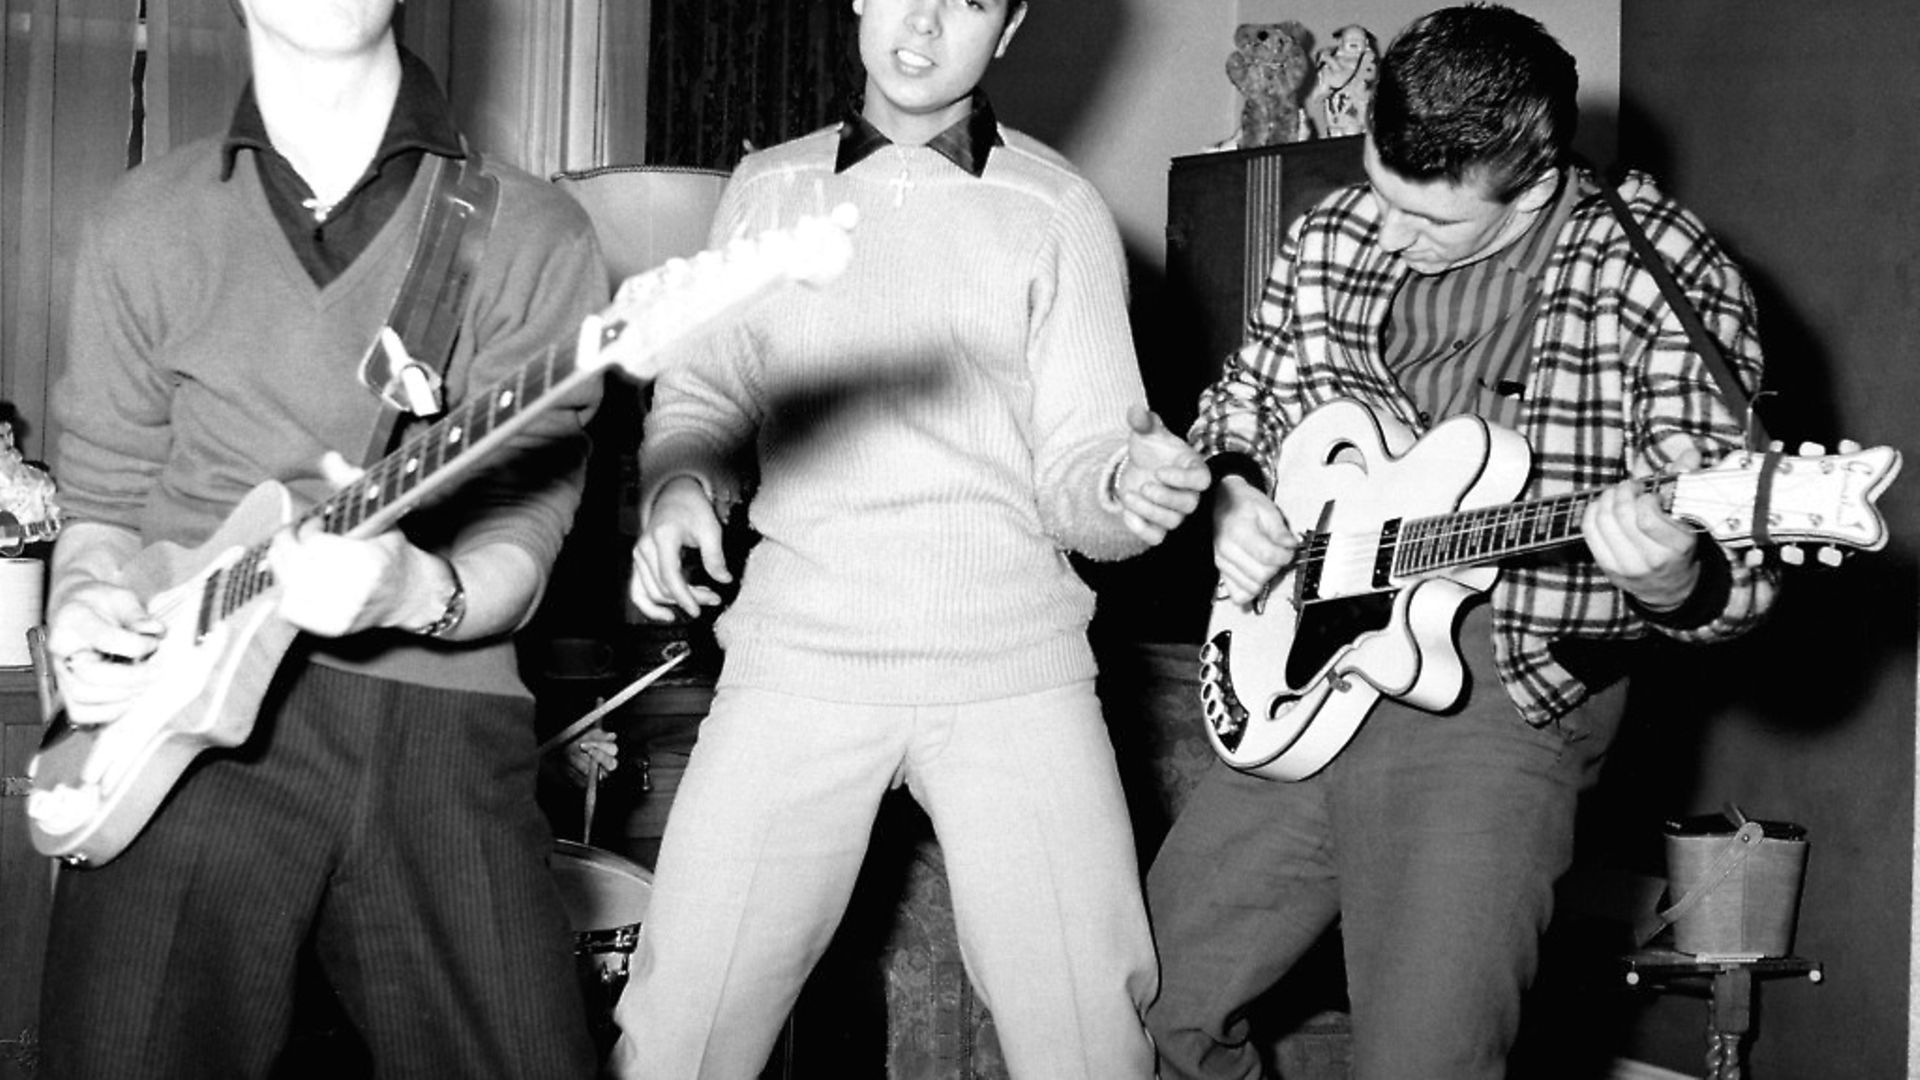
[1581,444,1707,612]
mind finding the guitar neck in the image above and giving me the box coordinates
[1389,476,1666,576]
[204,325,606,625]
[312,339,597,540]
[188,203,860,635]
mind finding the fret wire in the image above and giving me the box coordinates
[243,549,261,607]
[427,400,466,478]
[224,561,239,619]
[469,389,497,442]
[1392,489,1605,577]
[525,347,555,400]
[250,551,270,606]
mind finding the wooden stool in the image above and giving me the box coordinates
[1619,949,1822,1080]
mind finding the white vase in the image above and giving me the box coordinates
[0,555,45,667]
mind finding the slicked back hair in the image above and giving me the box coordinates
[1368,4,1578,203]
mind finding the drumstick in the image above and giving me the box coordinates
[582,758,601,843]
[537,642,691,755]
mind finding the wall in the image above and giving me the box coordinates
[405,0,649,179]
[986,0,1620,270]
[1613,2,1919,1076]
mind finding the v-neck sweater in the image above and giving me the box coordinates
[53,135,604,696]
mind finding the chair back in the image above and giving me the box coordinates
[552,165,730,296]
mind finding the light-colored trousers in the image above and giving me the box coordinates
[608,680,1158,1079]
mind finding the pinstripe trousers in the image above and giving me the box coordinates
[38,659,596,1079]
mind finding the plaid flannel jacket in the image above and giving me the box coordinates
[1192,169,1779,725]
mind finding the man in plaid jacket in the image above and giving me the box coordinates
[1145,6,1779,1078]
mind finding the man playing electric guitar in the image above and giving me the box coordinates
[36,1,606,1075]
[1144,7,1781,1080]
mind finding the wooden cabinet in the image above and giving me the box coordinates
[1089,138,1367,647]
[1,669,51,1079]
[1163,135,1366,389]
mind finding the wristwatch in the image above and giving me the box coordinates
[416,556,467,639]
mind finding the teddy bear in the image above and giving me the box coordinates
[1305,24,1379,139]
[1221,21,1313,150]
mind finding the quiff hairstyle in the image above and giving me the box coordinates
[1367,3,1578,203]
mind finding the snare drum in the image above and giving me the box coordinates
[551,840,653,1052]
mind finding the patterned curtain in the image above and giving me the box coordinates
[2,0,136,461]
[0,0,242,463]
[645,0,862,170]
[144,0,248,159]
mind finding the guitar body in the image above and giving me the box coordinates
[1199,399,1530,780]
[28,482,300,864]
[25,206,861,867]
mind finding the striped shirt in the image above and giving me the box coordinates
[1192,169,1779,725]
[1385,172,1580,431]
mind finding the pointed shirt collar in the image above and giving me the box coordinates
[219,47,465,181]
[835,93,1003,178]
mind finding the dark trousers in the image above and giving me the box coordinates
[39,660,596,1079]
[1145,607,1627,1080]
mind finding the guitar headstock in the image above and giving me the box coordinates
[1670,440,1902,564]
[585,203,859,382]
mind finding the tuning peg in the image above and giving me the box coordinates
[1818,546,1845,567]
[1779,546,1805,566]
[1768,440,1785,452]
[1839,439,1862,454]
[1798,441,1826,457]
[1745,549,1768,568]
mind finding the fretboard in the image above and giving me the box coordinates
[1389,475,1667,577]
[194,335,595,638]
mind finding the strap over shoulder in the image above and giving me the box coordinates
[1594,180,1769,451]
[357,150,501,464]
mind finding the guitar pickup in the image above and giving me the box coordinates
[1373,518,1400,588]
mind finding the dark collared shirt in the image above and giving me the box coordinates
[835,93,1004,177]
[221,49,465,286]
[1383,171,1581,431]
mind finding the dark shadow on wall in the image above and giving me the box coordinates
[1574,103,1620,178]
[987,0,1216,645]
[981,0,1130,154]
[1081,247,1219,648]
[1614,98,1846,447]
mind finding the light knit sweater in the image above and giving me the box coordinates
[641,124,1151,704]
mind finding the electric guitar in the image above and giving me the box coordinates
[26,205,859,867]
[1199,397,1900,782]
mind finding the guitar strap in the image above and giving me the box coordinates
[1595,180,1780,545]
[1594,182,1769,448]
[357,147,501,466]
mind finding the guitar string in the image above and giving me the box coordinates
[1297,474,1679,583]
[204,346,560,627]
[195,226,792,628]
